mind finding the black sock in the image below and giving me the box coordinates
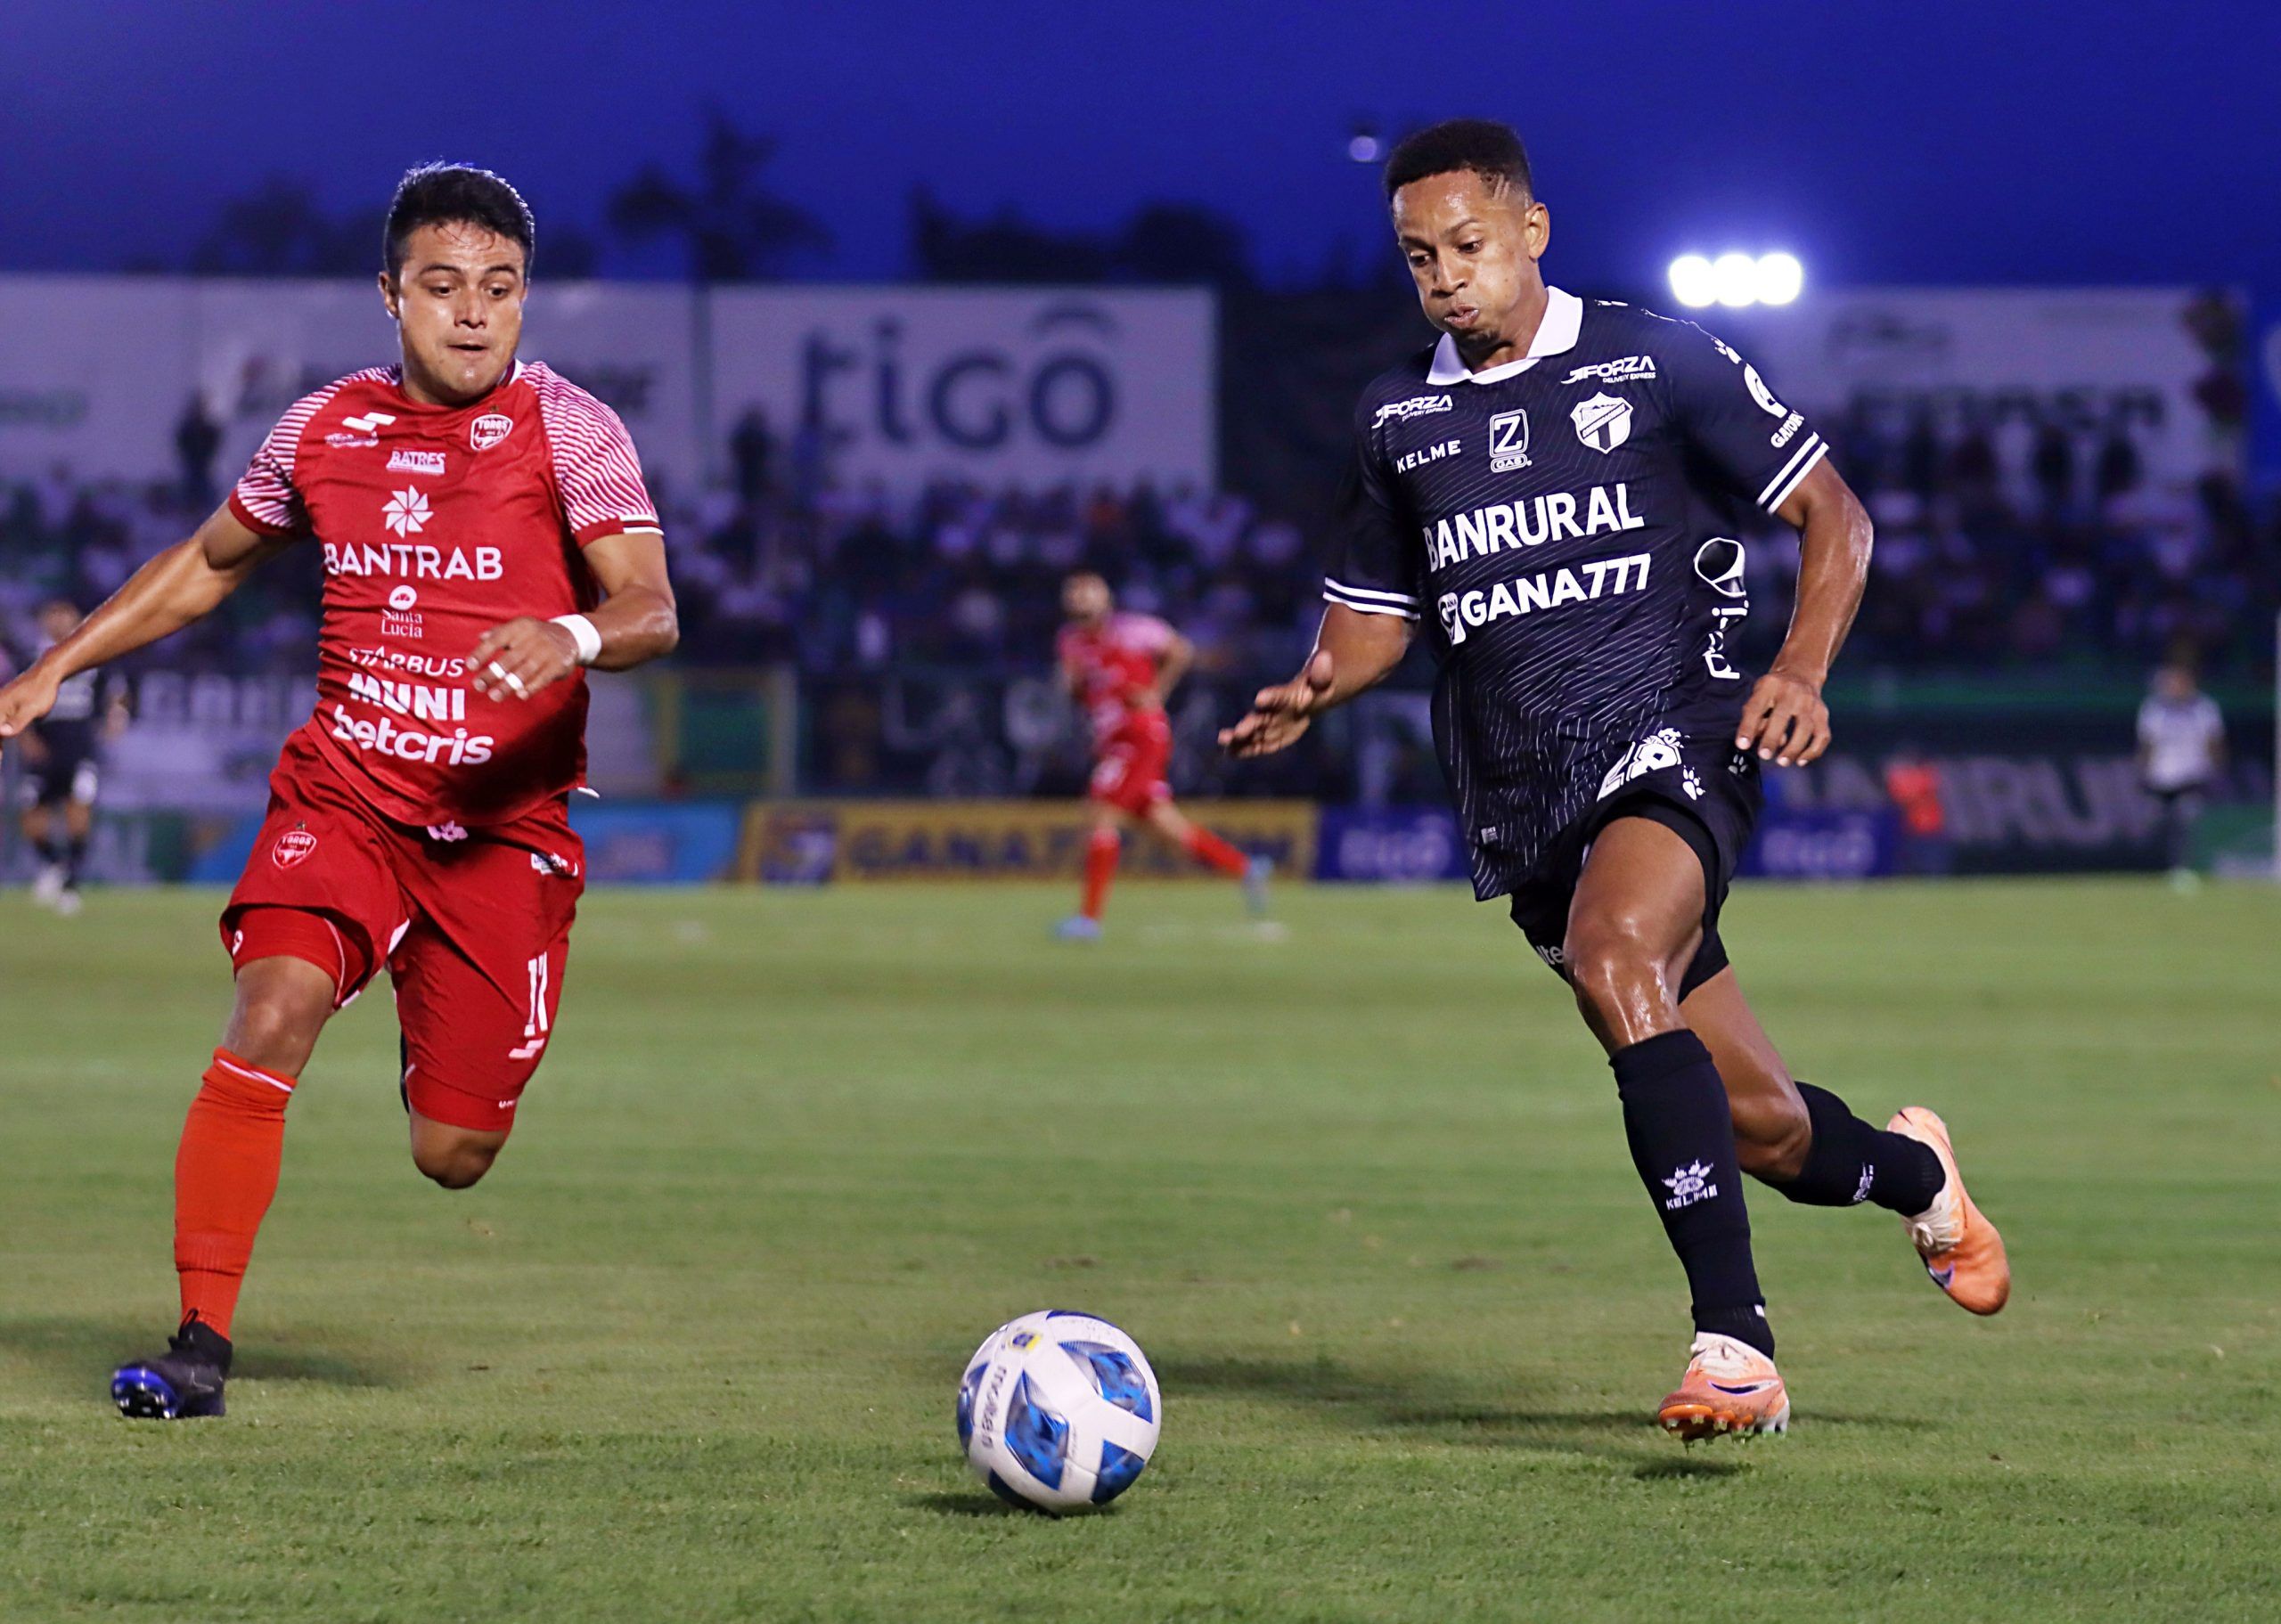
[64,835,87,886]
[1766,1082,1944,1216]
[1610,1029,1772,1358]
[34,836,61,865]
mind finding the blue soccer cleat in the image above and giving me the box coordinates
[1055,916,1103,942]
[111,1316,232,1420]
[1242,855,1273,918]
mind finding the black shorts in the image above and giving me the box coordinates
[22,730,99,810]
[1508,733,1762,1000]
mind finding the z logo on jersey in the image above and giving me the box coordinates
[1374,395,1454,427]
[1488,410,1530,471]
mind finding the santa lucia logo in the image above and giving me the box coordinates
[1663,1161,1718,1211]
[382,486,431,537]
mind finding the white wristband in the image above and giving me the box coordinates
[550,613,602,666]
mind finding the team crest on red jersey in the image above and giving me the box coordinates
[272,827,319,870]
[470,412,514,452]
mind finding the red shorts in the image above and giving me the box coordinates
[221,733,585,1134]
[1088,722,1173,817]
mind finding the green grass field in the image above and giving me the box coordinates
[3,877,2277,1621]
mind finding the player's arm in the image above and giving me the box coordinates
[1148,631,1196,706]
[0,506,285,751]
[1219,605,1410,758]
[1734,459,1872,768]
[468,531,678,703]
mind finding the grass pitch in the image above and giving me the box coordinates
[2,877,2277,1621]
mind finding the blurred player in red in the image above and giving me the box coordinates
[0,164,679,1418]
[1055,571,1268,939]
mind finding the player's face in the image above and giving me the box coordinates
[380,222,527,406]
[1391,172,1549,352]
[1063,575,1111,624]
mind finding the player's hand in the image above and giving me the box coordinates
[0,668,61,763]
[1736,666,1831,767]
[1220,649,1335,759]
[469,618,582,704]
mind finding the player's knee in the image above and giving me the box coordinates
[410,1122,503,1189]
[1562,915,1666,1019]
[225,970,334,1074]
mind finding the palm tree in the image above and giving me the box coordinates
[607,110,829,281]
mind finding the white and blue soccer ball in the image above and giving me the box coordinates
[955,1310,1162,1514]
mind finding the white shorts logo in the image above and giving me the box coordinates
[1487,409,1530,471]
[1598,728,1685,798]
[1570,392,1632,453]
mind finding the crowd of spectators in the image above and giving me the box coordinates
[2,402,2275,691]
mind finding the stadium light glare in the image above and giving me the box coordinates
[1712,252,1759,308]
[1754,252,1803,306]
[1667,255,1717,308]
[1671,250,1806,309]
[1346,129,1383,164]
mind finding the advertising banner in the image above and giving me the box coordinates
[1720,287,2240,489]
[707,287,1215,490]
[1314,806,1468,884]
[739,799,1312,885]
[0,275,705,489]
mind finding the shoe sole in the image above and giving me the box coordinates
[111,1367,181,1420]
[110,1366,223,1420]
[1657,1399,1791,1442]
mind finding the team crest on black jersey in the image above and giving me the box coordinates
[1571,393,1633,453]
[1488,410,1530,471]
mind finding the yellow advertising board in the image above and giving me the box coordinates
[738,800,1317,885]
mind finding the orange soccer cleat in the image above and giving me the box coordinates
[1887,1106,2011,1315]
[1656,1333,1791,1442]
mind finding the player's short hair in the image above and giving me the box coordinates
[384,163,536,279]
[1383,119,1533,202]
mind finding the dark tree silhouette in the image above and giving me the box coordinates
[607,111,829,281]
[190,177,381,276]
[911,191,1255,290]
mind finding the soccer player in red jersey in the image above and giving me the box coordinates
[1055,571,1268,938]
[0,165,679,1418]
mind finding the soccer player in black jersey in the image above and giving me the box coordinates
[13,600,127,916]
[1223,119,2010,1440]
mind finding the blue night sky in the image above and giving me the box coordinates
[4,0,2274,297]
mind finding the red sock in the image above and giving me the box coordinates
[1183,825,1249,877]
[174,1048,296,1340]
[1081,828,1122,919]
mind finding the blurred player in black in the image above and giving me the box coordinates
[1224,119,2009,1439]
[13,600,127,915]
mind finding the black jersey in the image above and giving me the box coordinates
[1324,288,1827,898]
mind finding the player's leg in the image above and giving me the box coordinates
[392,816,584,1187]
[1682,928,2009,1312]
[1061,802,1126,939]
[59,777,95,909]
[114,913,366,1420]
[1140,797,1271,914]
[1562,815,1786,1438]
[23,796,64,906]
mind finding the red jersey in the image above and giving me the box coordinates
[228,361,661,828]
[1058,611,1175,750]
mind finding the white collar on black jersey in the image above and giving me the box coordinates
[1425,286,1583,386]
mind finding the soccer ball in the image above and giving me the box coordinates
[955,1310,1162,1514]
